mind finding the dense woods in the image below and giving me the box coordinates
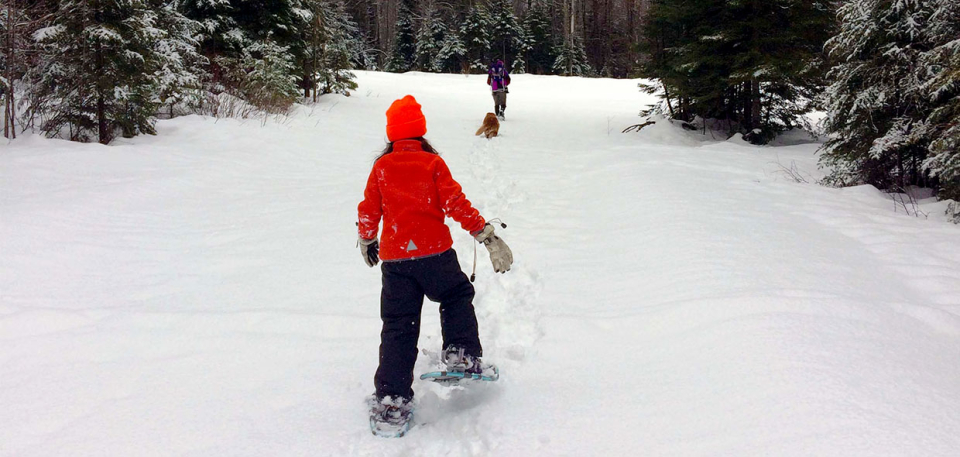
[1,0,958,207]
[2,0,649,144]
[637,0,834,144]
[819,0,960,201]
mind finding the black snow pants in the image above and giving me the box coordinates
[374,249,482,400]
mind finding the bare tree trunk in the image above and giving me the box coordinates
[748,0,761,131]
[663,83,675,119]
[95,31,108,143]
[564,0,574,75]
[4,0,15,139]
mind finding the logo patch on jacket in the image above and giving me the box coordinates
[405,240,418,251]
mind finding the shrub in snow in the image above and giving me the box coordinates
[238,39,300,113]
[947,201,960,224]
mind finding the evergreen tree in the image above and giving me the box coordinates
[639,0,831,143]
[521,3,556,75]
[179,0,243,88]
[487,0,526,72]
[921,0,960,201]
[435,25,467,73]
[385,0,415,72]
[151,0,207,118]
[180,0,309,102]
[553,36,592,76]
[415,4,445,72]
[230,0,308,49]
[460,4,492,72]
[722,0,833,142]
[28,0,169,143]
[238,36,300,111]
[819,0,958,193]
[2,0,43,138]
[314,0,358,96]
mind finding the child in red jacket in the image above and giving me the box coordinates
[358,95,513,434]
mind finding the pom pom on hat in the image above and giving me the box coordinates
[386,95,427,142]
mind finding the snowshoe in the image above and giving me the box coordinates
[367,395,413,438]
[420,347,499,385]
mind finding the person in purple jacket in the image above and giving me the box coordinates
[486,59,510,120]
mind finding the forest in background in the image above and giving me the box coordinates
[2,0,647,147]
[1,0,958,212]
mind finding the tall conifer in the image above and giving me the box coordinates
[820,0,959,194]
[29,0,168,143]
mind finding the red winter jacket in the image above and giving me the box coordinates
[358,140,486,261]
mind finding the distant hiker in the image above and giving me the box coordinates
[357,95,513,435]
[487,59,510,120]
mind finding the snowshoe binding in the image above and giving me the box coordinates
[367,395,413,438]
[420,347,499,385]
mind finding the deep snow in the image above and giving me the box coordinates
[2,71,959,456]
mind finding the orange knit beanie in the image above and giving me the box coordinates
[386,95,427,142]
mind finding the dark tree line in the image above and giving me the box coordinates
[347,0,649,76]
[3,0,362,144]
[819,0,960,203]
[2,0,650,144]
[637,0,835,144]
[3,0,957,209]
[637,0,959,206]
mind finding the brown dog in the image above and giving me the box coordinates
[475,112,499,138]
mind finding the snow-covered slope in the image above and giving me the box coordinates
[2,71,959,456]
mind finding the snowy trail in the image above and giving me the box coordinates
[3,71,960,456]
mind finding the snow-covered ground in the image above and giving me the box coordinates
[2,71,959,456]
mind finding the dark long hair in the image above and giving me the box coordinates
[375,137,439,162]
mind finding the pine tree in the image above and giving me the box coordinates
[315,0,358,96]
[639,0,831,143]
[180,0,310,104]
[521,3,556,75]
[28,0,170,143]
[385,0,415,72]
[239,36,300,111]
[435,25,466,73]
[179,0,243,89]
[2,0,44,138]
[151,0,207,118]
[723,0,833,142]
[460,4,492,73]
[487,0,526,72]
[819,0,954,191]
[553,36,591,76]
[415,4,445,72]
[921,0,960,202]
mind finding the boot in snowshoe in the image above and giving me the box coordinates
[367,394,413,438]
[422,346,499,383]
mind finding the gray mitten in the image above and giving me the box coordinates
[473,224,513,273]
[359,237,379,267]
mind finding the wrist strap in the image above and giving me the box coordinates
[470,241,477,283]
